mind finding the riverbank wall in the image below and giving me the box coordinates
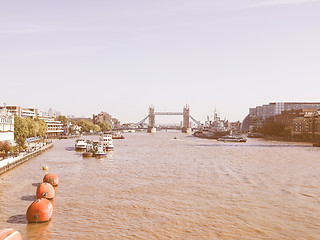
[0,143,53,175]
[262,135,315,143]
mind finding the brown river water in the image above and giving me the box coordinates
[1,131,320,239]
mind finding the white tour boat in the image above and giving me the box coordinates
[218,135,247,142]
[93,144,107,157]
[75,139,87,150]
[99,134,114,150]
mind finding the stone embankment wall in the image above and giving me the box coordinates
[0,143,53,175]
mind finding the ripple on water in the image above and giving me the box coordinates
[1,133,320,239]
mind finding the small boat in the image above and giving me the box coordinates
[218,135,247,142]
[0,228,22,240]
[93,144,107,157]
[99,134,114,150]
[111,132,125,139]
[75,139,87,150]
[247,132,264,138]
[82,140,94,157]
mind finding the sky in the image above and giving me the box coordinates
[1,0,320,124]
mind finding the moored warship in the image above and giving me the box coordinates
[193,110,230,139]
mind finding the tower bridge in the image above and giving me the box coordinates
[135,105,201,133]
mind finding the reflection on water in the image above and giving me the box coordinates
[26,220,52,240]
[1,132,320,239]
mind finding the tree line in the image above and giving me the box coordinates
[1,115,113,155]
[57,115,112,133]
[0,116,48,155]
[14,116,47,150]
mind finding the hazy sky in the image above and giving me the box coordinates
[1,0,320,124]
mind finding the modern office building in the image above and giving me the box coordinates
[0,105,38,118]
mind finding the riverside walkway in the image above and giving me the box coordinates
[0,142,53,175]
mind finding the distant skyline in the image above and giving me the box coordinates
[1,0,320,123]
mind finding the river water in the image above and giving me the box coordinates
[1,131,320,239]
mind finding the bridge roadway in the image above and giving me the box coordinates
[155,112,183,115]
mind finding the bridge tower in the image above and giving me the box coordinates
[182,105,191,133]
[147,106,156,133]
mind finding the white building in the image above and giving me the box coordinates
[0,108,14,144]
[39,116,63,137]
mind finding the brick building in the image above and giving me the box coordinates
[93,111,120,126]
[248,102,320,131]
[292,110,320,140]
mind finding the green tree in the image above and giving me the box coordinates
[94,124,101,132]
[16,137,26,150]
[75,119,102,132]
[34,118,47,137]
[14,116,28,140]
[25,117,38,137]
[14,116,48,149]
[57,115,69,125]
[99,122,112,131]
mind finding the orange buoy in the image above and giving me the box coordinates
[36,182,55,199]
[43,173,59,186]
[26,198,53,223]
[0,228,22,240]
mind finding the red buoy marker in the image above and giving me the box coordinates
[36,182,55,199]
[43,173,59,186]
[26,198,53,223]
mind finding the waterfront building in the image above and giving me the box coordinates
[229,121,242,132]
[93,111,120,127]
[274,109,316,127]
[292,110,320,140]
[39,116,63,137]
[248,102,320,131]
[0,108,14,144]
[62,121,81,135]
[0,105,38,118]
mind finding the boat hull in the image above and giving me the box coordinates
[83,152,94,157]
[218,139,247,142]
[218,135,247,142]
[94,153,106,157]
[75,146,87,151]
[194,130,229,139]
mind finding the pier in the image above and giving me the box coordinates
[0,142,53,175]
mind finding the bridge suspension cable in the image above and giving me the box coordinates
[189,115,201,126]
[135,115,149,126]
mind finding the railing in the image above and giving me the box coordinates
[0,142,53,175]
